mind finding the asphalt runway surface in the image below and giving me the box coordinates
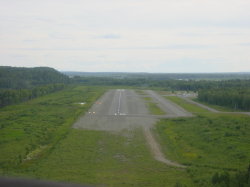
[73,89,158,131]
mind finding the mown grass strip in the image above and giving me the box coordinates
[143,97,166,115]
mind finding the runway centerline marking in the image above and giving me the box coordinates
[117,90,122,115]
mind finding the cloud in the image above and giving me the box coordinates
[97,34,121,39]
[140,44,214,50]
[0,0,250,72]
[49,33,74,40]
[22,39,38,43]
[9,54,27,58]
[239,43,250,46]
[14,44,213,51]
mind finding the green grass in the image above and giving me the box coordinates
[0,86,106,171]
[24,129,193,187]
[143,97,166,115]
[155,112,250,186]
[165,96,209,113]
[135,89,148,95]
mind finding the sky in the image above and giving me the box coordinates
[0,0,250,73]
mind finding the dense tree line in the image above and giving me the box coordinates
[0,66,69,107]
[198,89,250,110]
[0,66,69,89]
[72,76,250,91]
[0,84,66,107]
[65,71,250,80]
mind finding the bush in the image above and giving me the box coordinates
[211,164,250,186]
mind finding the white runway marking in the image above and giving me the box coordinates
[117,90,123,115]
[118,91,121,114]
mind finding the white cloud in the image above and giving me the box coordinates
[0,0,250,72]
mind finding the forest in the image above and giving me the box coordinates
[64,71,250,80]
[0,66,69,89]
[0,66,69,107]
[0,84,66,107]
[71,76,250,91]
[198,89,250,110]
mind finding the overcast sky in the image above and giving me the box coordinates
[0,0,250,72]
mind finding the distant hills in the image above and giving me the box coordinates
[0,66,69,89]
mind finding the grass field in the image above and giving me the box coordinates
[23,129,193,187]
[155,96,250,186]
[0,86,106,172]
[143,97,166,115]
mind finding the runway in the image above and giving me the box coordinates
[73,89,157,131]
[73,89,192,131]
